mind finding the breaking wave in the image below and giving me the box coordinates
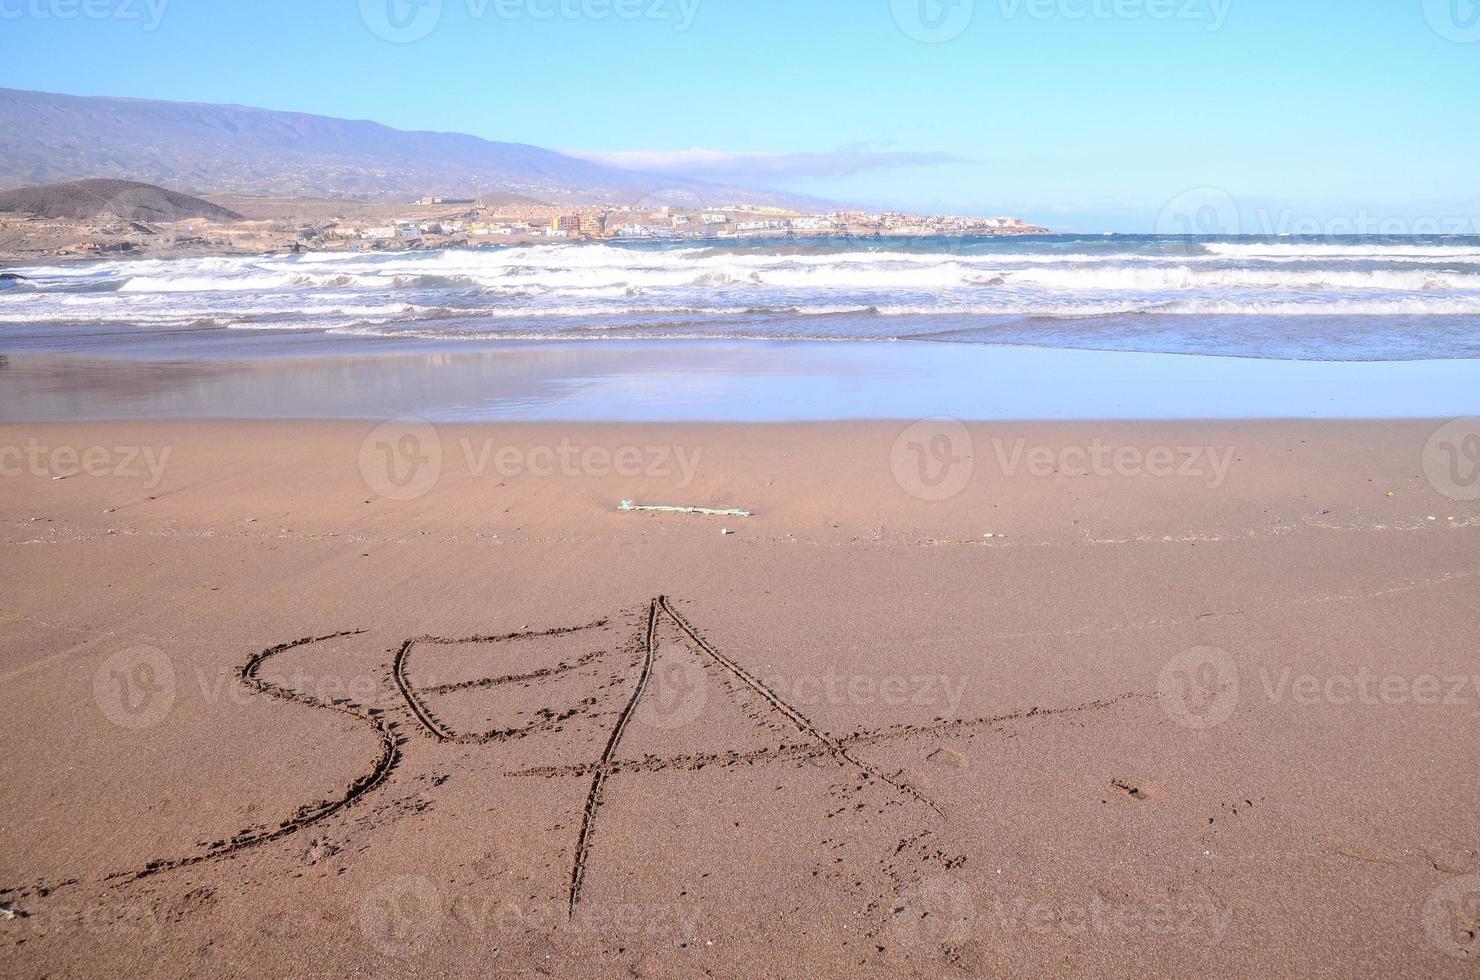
[6,235,1480,359]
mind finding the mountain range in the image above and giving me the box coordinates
[0,87,826,210]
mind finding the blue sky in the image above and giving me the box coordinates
[1,0,1477,230]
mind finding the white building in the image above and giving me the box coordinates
[614,224,675,239]
[735,219,788,232]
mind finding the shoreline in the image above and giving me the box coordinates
[3,340,1480,423]
[0,229,1056,269]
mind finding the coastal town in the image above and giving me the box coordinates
[0,183,1047,261]
[339,199,1045,246]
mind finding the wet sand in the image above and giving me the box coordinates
[2,418,1478,977]
[4,343,1480,422]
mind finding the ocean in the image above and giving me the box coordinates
[6,235,1480,362]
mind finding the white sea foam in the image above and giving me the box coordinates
[6,240,1480,359]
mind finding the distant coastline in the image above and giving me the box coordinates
[0,181,1047,264]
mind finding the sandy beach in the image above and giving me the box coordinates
[2,417,1478,977]
[6,1,1480,975]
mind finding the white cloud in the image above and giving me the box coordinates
[564,144,966,184]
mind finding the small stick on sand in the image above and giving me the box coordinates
[617,500,752,517]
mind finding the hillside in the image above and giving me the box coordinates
[0,87,823,209]
[0,179,243,223]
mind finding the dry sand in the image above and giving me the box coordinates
[1,419,1477,977]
